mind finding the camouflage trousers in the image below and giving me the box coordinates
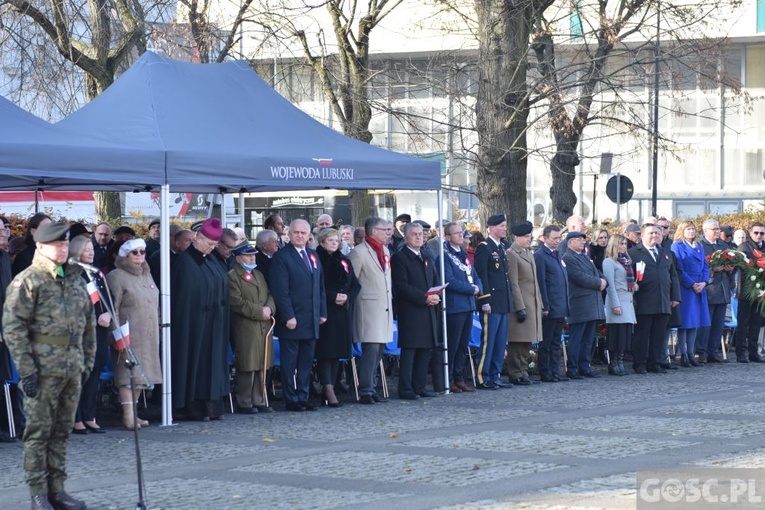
[21,373,81,496]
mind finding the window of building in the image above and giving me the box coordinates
[570,2,583,39]
[758,0,765,33]
[745,45,765,87]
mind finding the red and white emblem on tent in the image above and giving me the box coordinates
[86,280,100,304]
[312,158,333,166]
[112,322,131,351]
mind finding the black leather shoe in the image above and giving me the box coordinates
[647,366,667,374]
[494,380,514,388]
[399,392,420,400]
[285,402,305,412]
[236,407,258,414]
[475,381,498,390]
[541,375,557,382]
[83,423,105,434]
[299,402,318,411]
[634,366,647,374]
[417,390,438,398]
[749,356,765,363]
[554,375,570,382]
[31,495,54,510]
[566,371,584,380]
[359,395,375,405]
[510,377,532,386]
[254,405,274,413]
[581,371,601,379]
[660,363,679,370]
[372,394,388,403]
[71,427,88,435]
[48,491,86,510]
[737,355,749,363]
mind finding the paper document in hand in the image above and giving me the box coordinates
[425,283,449,296]
[112,322,131,351]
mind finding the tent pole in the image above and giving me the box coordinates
[160,184,174,426]
[437,189,449,394]
[238,191,246,236]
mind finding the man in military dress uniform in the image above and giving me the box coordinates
[474,214,514,389]
[3,222,96,510]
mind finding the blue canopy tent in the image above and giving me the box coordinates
[56,52,443,424]
[0,95,164,190]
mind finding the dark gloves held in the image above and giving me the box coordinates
[21,373,38,399]
[517,310,527,323]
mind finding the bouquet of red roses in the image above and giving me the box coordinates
[742,249,765,314]
[705,249,748,271]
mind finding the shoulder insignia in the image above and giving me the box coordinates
[478,241,488,246]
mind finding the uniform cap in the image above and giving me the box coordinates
[34,222,70,243]
[511,221,533,236]
[199,218,223,242]
[232,242,257,256]
[487,214,506,227]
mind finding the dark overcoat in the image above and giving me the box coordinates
[534,246,569,319]
[391,247,440,349]
[629,244,681,315]
[699,237,732,305]
[268,244,327,340]
[316,246,360,359]
[562,248,605,324]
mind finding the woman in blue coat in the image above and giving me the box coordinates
[671,221,711,367]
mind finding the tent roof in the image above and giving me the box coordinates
[58,52,441,193]
[0,95,165,191]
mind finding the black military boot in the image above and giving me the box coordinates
[48,491,86,510]
[31,495,54,510]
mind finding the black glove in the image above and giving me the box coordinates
[81,370,90,387]
[20,373,38,399]
[516,310,527,323]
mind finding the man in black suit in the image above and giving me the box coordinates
[734,222,765,363]
[535,225,569,382]
[629,224,681,374]
[264,213,287,249]
[473,213,514,389]
[391,222,441,400]
[390,213,411,253]
[91,222,113,269]
[254,229,279,281]
[268,219,327,411]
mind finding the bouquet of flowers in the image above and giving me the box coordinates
[705,249,748,271]
[742,249,765,313]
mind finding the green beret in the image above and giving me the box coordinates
[34,222,71,243]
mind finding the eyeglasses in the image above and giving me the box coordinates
[658,225,670,230]
[753,231,765,236]
[130,249,146,256]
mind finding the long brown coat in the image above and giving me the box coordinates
[347,241,393,344]
[228,265,275,372]
[107,257,161,386]
[506,241,543,343]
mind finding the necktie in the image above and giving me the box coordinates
[650,248,658,261]
[301,250,312,272]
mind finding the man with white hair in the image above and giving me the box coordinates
[697,219,732,363]
[558,215,587,258]
[255,229,279,281]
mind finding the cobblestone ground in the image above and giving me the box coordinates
[2,361,765,509]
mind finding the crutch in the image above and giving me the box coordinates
[378,359,389,399]
[262,318,276,408]
[561,335,569,368]
[3,381,15,438]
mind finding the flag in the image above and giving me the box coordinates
[86,280,100,304]
[112,322,130,351]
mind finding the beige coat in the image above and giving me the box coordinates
[107,257,161,386]
[347,241,393,344]
[229,265,275,372]
[506,241,543,343]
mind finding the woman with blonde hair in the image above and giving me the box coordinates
[590,228,609,272]
[601,234,638,376]
[671,221,710,366]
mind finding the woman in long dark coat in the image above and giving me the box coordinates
[316,228,360,407]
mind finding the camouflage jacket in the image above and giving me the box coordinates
[2,252,96,379]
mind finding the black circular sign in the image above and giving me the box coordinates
[606,175,634,204]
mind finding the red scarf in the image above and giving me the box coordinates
[365,236,387,270]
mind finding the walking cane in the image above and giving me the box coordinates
[262,317,276,408]
[3,382,15,438]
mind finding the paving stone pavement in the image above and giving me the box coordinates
[2,361,765,509]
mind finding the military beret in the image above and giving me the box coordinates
[69,222,90,238]
[413,220,431,229]
[566,231,586,240]
[34,222,70,243]
[487,214,506,227]
[511,221,533,236]
[114,225,136,237]
[232,242,257,256]
[394,213,412,224]
[148,218,160,228]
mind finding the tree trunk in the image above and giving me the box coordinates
[549,151,579,224]
[348,190,372,227]
[474,0,532,228]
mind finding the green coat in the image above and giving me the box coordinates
[228,265,275,372]
[3,252,96,379]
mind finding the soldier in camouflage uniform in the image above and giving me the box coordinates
[3,222,96,510]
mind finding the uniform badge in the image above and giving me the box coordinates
[495,263,500,269]
[243,272,253,282]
